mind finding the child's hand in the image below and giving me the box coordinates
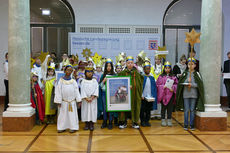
[188,77,191,83]
[170,88,173,92]
[141,97,144,100]
[164,86,167,89]
[103,78,107,83]
[130,85,132,89]
[188,83,192,88]
[58,104,61,107]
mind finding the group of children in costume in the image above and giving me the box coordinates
[30,51,204,133]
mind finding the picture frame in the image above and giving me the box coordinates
[106,76,131,112]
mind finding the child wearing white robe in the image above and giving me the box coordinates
[54,65,81,133]
[81,67,99,131]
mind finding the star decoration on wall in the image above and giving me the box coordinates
[185,28,201,47]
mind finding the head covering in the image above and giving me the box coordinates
[85,66,94,72]
[115,62,122,68]
[164,61,172,68]
[143,62,151,68]
[126,56,134,62]
[144,57,151,63]
[187,57,196,63]
[106,58,113,63]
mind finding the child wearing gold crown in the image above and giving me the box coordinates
[140,62,157,127]
[176,58,204,131]
[31,72,45,125]
[54,65,82,133]
[99,58,116,129]
[81,66,99,131]
[118,56,144,129]
[44,65,56,124]
[156,61,178,127]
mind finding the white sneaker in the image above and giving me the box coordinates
[119,124,127,129]
[132,123,140,129]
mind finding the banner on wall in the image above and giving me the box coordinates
[69,33,161,62]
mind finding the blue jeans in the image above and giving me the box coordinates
[183,98,197,126]
[102,91,113,121]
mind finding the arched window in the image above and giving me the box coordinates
[30,0,75,60]
[163,0,201,65]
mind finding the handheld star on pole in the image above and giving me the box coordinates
[185,28,201,89]
[82,48,92,61]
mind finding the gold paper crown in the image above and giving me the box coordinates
[64,64,73,68]
[187,57,196,63]
[106,58,113,63]
[126,56,134,61]
[120,52,126,57]
[85,66,94,71]
[143,62,151,67]
[96,61,103,68]
[164,61,172,67]
[48,66,55,70]
[31,71,39,77]
[138,50,146,60]
[144,57,151,62]
[116,62,122,67]
[116,54,125,63]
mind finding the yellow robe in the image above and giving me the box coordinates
[45,77,56,115]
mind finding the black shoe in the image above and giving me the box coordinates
[58,130,65,133]
[90,122,94,131]
[184,125,188,131]
[69,129,77,133]
[141,122,146,127]
[132,122,140,129]
[84,122,89,130]
[145,122,151,127]
[108,122,113,130]
[190,125,195,131]
[101,120,107,129]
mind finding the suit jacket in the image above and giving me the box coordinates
[223,60,230,81]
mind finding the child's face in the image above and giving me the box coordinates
[62,54,68,60]
[144,66,151,75]
[155,57,161,65]
[48,69,54,76]
[116,66,122,73]
[165,66,171,74]
[65,67,73,76]
[181,59,187,65]
[96,67,102,72]
[35,58,41,65]
[126,60,134,70]
[107,63,112,72]
[120,60,125,66]
[188,62,196,71]
[32,75,38,82]
[86,71,93,78]
[88,61,93,66]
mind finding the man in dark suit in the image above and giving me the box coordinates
[223,52,230,108]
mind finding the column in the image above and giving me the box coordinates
[196,0,227,131]
[2,0,35,131]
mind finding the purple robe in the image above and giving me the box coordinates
[156,75,178,106]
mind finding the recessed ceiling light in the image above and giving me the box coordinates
[42,9,50,15]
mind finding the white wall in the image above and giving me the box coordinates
[68,0,172,28]
[0,0,8,96]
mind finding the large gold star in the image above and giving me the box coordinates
[156,46,168,59]
[185,28,201,46]
[92,52,102,65]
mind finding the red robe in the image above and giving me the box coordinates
[31,83,45,122]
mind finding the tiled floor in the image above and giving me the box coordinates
[0,103,230,153]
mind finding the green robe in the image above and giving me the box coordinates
[176,70,205,112]
[118,68,144,123]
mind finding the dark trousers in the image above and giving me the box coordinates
[4,79,9,111]
[224,79,230,107]
[140,99,153,123]
[161,97,173,119]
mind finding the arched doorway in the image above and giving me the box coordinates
[163,0,201,66]
[30,0,75,60]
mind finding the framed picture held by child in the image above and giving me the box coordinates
[105,76,131,112]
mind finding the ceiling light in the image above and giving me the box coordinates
[42,9,50,16]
